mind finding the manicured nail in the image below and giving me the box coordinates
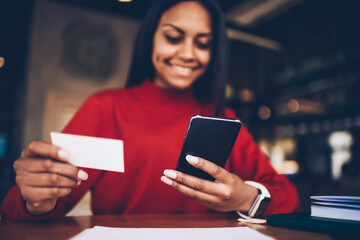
[164,170,177,179]
[77,169,88,180]
[161,176,173,185]
[58,149,71,161]
[186,155,198,164]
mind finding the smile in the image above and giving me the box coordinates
[167,62,201,77]
[173,65,192,74]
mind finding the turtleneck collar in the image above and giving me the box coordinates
[131,79,200,111]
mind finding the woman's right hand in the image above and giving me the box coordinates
[13,140,88,215]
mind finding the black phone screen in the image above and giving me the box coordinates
[175,115,241,181]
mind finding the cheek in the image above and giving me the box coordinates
[197,50,211,67]
[152,44,160,63]
[153,43,177,62]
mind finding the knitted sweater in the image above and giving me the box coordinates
[0,80,299,221]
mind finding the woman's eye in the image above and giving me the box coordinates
[165,35,182,44]
[196,41,212,50]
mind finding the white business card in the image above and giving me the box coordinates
[51,132,124,172]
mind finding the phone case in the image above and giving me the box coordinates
[176,115,242,181]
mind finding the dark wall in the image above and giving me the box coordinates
[227,0,360,211]
[0,1,34,202]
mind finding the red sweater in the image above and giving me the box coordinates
[1,80,299,221]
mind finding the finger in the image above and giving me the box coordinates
[185,155,230,182]
[161,176,220,204]
[21,140,71,162]
[21,187,72,202]
[163,169,221,196]
[16,172,79,188]
[13,158,88,181]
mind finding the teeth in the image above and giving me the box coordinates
[173,65,192,74]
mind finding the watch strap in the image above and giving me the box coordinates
[237,181,271,219]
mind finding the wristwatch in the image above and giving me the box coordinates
[237,181,271,219]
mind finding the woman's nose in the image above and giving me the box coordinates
[178,40,195,61]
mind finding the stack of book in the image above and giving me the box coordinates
[311,196,360,221]
[267,196,360,236]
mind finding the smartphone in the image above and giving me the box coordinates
[176,115,242,181]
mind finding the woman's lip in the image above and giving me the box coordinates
[167,61,200,70]
[172,64,198,69]
[172,65,193,76]
[164,60,202,77]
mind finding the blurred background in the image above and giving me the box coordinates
[1,0,359,214]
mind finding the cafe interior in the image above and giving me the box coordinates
[0,0,359,215]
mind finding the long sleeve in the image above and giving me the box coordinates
[1,81,299,220]
[0,186,66,221]
[226,111,299,216]
[0,94,106,221]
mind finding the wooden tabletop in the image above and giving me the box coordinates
[0,213,332,240]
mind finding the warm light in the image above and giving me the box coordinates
[258,105,271,120]
[258,140,270,157]
[258,138,299,176]
[287,99,300,113]
[118,0,132,2]
[299,100,324,114]
[237,88,256,103]
[272,160,299,175]
[0,57,4,68]
[225,84,234,99]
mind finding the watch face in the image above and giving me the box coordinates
[254,197,271,218]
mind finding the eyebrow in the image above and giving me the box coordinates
[162,23,213,37]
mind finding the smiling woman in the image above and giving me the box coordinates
[0,0,299,222]
[126,0,229,116]
[152,2,212,90]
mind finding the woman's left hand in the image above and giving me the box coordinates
[161,155,259,212]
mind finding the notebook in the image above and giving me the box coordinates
[311,196,360,221]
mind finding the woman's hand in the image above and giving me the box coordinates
[161,155,258,212]
[13,140,88,215]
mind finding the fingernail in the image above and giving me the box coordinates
[58,149,71,161]
[77,169,88,180]
[161,176,173,185]
[164,170,177,179]
[186,155,199,164]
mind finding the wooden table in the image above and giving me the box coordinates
[0,214,333,240]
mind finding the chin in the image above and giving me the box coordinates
[168,79,196,90]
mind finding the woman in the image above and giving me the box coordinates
[0,0,299,221]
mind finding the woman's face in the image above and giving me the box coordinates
[152,1,213,90]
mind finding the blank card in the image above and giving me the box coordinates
[51,132,124,172]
